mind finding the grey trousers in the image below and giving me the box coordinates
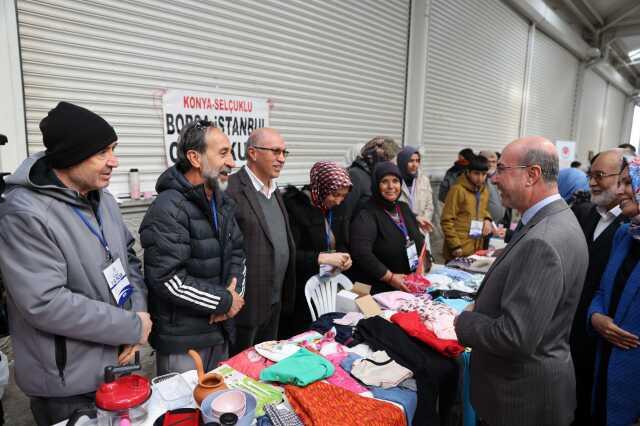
[156,342,229,376]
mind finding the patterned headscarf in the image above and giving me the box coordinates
[626,157,640,239]
[310,162,352,212]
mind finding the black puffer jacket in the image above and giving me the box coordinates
[140,166,246,353]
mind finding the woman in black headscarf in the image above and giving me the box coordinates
[350,162,425,294]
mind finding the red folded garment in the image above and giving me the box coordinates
[285,381,406,426]
[391,311,465,358]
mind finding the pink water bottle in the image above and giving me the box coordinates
[129,168,140,200]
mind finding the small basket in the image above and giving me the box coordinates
[152,372,193,410]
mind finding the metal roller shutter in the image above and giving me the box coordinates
[17,0,410,197]
[575,68,607,161]
[422,0,528,177]
[601,85,627,150]
[524,30,579,141]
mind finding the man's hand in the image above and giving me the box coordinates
[464,302,475,312]
[319,252,352,270]
[118,344,141,365]
[209,278,245,324]
[136,312,152,345]
[417,217,433,233]
[452,248,463,258]
[482,219,492,237]
[591,313,640,350]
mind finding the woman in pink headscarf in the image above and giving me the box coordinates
[281,161,353,336]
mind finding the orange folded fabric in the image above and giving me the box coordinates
[285,381,407,426]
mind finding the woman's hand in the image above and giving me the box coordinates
[385,273,409,292]
[591,313,640,350]
[318,252,352,271]
[417,217,433,233]
[482,219,493,237]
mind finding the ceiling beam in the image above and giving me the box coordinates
[560,0,596,32]
[601,1,640,32]
[579,0,604,25]
[604,23,640,39]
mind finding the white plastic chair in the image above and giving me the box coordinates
[305,273,353,321]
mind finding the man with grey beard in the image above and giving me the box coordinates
[140,120,246,375]
[569,148,625,425]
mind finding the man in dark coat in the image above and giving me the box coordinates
[140,121,245,375]
[226,128,296,355]
[569,148,625,425]
[438,148,474,203]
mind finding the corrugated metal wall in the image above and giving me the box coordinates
[17,0,410,197]
[421,0,529,177]
[524,30,579,141]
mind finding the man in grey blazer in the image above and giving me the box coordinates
[455,136,588,426]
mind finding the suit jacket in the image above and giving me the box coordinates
[455,199,588,426]
[226,168,296,327]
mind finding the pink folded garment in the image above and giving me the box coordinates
[324,352,369,394]
[373,291,418,310]
[220,347,274,380]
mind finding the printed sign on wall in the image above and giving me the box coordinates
[162,90,270,167]
[555,140,576,169]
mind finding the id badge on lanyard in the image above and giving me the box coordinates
[406,239,419,272]
[469,220,483,239]
[72,206,133,306]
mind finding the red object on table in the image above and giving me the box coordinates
[390,311,465,358]
[95,374,151,411]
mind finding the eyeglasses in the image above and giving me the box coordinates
[252,145,290,158]
[495,164,529,175]
[586,171,620,182]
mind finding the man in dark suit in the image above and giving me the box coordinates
[226,128,296,355]
[455,136,588,426]
[570,148,624,425]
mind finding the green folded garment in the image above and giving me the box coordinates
[259,348,334,386]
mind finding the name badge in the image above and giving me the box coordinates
[469,220,483,239]
[102,258,133,306]
[406,240,419,272]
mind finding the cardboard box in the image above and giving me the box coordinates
[335,282,382,317]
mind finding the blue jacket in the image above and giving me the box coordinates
[588,224,640,426]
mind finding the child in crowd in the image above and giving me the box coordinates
[440,155,493,261]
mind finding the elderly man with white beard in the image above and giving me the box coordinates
[569,148,625,425]
[140,120,246,375]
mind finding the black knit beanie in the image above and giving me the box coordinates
[40,102,117,169]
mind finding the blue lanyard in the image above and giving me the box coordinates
[324,210,333,250]
[385,205,409,240]
[210,197,219,233]
[71,206,112,260]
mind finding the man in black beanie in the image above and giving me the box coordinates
[0,102,151,425]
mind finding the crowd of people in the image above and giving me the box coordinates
[0,101,637,425]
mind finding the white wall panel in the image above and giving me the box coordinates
[575,68,607,161]
[601,85,627,150]
[422,0,528,177]
[525,30,579,140]
[17,0,410,197]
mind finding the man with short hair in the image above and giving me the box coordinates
[140,120,246,375]
[455,137,588,426]
[569,148,625,425]
[0,102,151,425]
[226,128,296,355]
[478,150,505,224]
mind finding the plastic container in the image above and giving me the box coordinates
[151,372,193,410]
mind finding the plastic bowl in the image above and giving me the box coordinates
[201,390,256,425]
[211,389,246,418]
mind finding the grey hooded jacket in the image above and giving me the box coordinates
[0,152,146,397]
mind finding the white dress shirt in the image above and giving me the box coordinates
[593,205,622,241]
[244,165,277,199]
